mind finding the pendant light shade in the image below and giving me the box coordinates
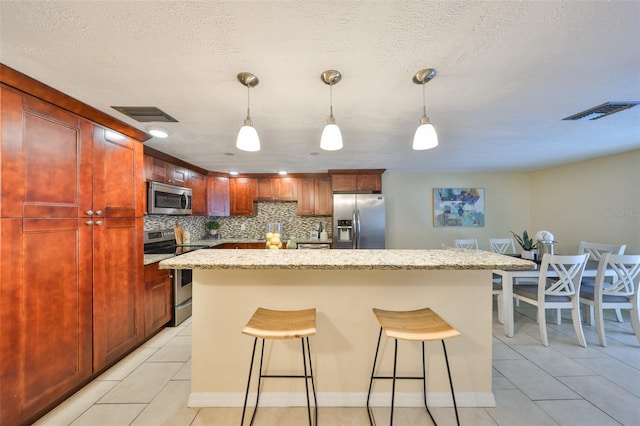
[236,72,260,152]
[320,70,343,151]
[412,117,438,150]
[412,68,438,151]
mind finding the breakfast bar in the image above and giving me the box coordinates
[159,249,533,409]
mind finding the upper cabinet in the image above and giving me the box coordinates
[297,176,332,216]
[186,170,207,216]
[229,177,256,216]
[329,169,384,193]
[143,155,187,186]
[256,177,298,201]
[207,175,230,217]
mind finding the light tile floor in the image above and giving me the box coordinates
[35,302,640,425]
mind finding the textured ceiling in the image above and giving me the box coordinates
[1,1,639,174]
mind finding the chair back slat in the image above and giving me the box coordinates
[539,254,589,297]
[599,253,640,297]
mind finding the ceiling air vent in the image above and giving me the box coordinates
[562,101,639,121]
[111,106,178,122]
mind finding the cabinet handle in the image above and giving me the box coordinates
[86,210,93,216]
[85,220,93,226]
[95,210,103,216]
[95,220,103,226]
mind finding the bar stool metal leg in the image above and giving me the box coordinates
[304,337,318,426]
[241,337,258,426]
[366,328,384,425]
[422,342,437,425]
[442,340,460,426]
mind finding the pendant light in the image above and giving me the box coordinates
[320,70,343,151]
[236,72,260,152]
[412,68,438,150]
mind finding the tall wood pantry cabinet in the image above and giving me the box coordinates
[0,65,148,425]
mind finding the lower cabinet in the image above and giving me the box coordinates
[144,263,173,337]
[0,218,93,425]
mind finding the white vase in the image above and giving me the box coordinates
[520,250,535,260]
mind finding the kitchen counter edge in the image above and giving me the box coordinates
[158,249,535,271]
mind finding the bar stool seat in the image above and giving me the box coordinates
[241,307,317,425]
[367,307,460,426]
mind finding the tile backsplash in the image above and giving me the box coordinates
[144,201,331,241]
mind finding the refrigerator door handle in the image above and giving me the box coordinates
[352,209,357,249]
[355,209,361,249]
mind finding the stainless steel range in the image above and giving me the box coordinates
[143,228,208,326]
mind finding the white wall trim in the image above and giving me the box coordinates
[188,391,495,408]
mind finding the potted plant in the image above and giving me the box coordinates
[510,230,538,259]
[206,220,220,237]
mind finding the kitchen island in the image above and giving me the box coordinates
[159,249,533,409]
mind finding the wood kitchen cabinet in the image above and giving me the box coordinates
[143,154,187,186]
[1,67,147,425]
[229,177,257,216]
[187,169,207,216]
[330,170,384,193]
[143,263,173,337]
[297,176,333,216]
[213,242,266,249]
[207,175,230,217]
[256,177,298,201]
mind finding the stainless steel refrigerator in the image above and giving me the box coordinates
[332,194,385,249]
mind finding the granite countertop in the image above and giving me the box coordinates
[145,238,334,265]
[158,249,535,271]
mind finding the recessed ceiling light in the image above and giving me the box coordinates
[147,127,169,138]
[229,171,239,176]
[278,170,288,175]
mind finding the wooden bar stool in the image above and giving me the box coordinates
[366,307,460,426]
[241,307,317,426]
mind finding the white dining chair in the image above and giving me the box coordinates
[489,238,517,254]
[579,241,627,323]
[454,238,478,250]
[579,253,640,347]
[488,238,517,324]
[513,253,589,347]
[578,241,627,261]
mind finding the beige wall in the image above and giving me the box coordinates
[383,172,531,250]
[384,149,639,254]
[529,149,640,254]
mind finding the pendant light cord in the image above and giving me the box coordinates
[421,81,427,119]
[246,85,251,119]
[329,83,334,118]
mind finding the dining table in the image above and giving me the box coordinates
[493,258,604,337]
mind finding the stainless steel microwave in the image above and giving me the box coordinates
[147,181,192,215]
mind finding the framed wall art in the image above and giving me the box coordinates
[433,188,485,227]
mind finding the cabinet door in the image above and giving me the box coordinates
[297,178,315,215]
[331,174,358,192]
[230,178,256,216]
[143,263,173,337]
[166,163,187,185]
[93,217,144,370]
[0,218,93,425]
[188,170,207,216]
[314,176,333,215]
[93,126,143,218]
[150,157,169,182]
[256,178,276,200]
[277,178,298,201]
[207,176,230,216]
[1,87,93,219]
[357,174,382,192]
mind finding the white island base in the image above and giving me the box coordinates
[187,268,496,409]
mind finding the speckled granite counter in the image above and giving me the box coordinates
[158,248,534,271]
[176,250,532,410]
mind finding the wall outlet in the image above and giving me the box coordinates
[240,224,246,231]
